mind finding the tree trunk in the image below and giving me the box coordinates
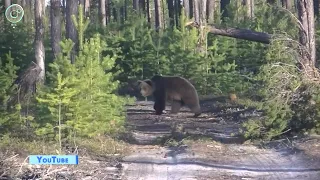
[66,0,78,63]
[220,0,230,21]
[314,0,319,18]
[193,0,207,24]
[162,0,166,28]
[154,0,163,30]
[120,6,125,23]
[146,0,150,23]
[167,0,175,27]
[4,0,11,9]
[243,0,254,18]
[206,0,215,23]
[28,0,34,23]
[174,0,180,26]
[140,0,146,13]
[22,0,28,23]
[124,0,128,20]
[193,0,200,24]
[99,0,106,26]
[297,0,316,76]
[62,0,66,19]
[183,0,190,19]
[197,0,207,54]
[50,0,61,58]
[85,0,90,17]
[282,0,292,10]
[199,0,207,24]
[106,0,110,24]
[133,0,139,11]
[34,0,45,83]
[113,6,118,22]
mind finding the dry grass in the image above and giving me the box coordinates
[75,135,130,158]
[0,134,129,179]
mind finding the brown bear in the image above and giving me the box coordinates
[137,75,201,117]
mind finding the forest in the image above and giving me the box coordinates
[1,0,320,179]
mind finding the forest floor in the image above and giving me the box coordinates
[2,97,320,179]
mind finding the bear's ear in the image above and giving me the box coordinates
[137,80,143,86]
[145,79,153,87]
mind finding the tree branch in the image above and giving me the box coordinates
[186,21,272,44]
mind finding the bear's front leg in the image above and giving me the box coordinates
[154,102,164,115]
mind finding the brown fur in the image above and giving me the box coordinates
[138,75,201,117]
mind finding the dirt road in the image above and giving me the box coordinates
[120,99,320,180]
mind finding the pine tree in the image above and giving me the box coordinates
[0,52,21,135]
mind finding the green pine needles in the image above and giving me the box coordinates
[34,5,134,147]
[36,34,134,146]
[0,52,21,134]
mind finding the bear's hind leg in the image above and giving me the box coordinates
[170,100,182,114]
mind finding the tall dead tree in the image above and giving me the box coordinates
[34,0,45,83]
[99,0,106,26]
[50,0,61,58]
[66,0,78,63]
[297,0,316,77]
[195,0,207,54]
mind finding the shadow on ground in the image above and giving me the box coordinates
[121,97,262,145]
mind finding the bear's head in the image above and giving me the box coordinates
[137,79,153,97]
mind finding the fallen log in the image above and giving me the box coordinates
[186,21,272,44]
